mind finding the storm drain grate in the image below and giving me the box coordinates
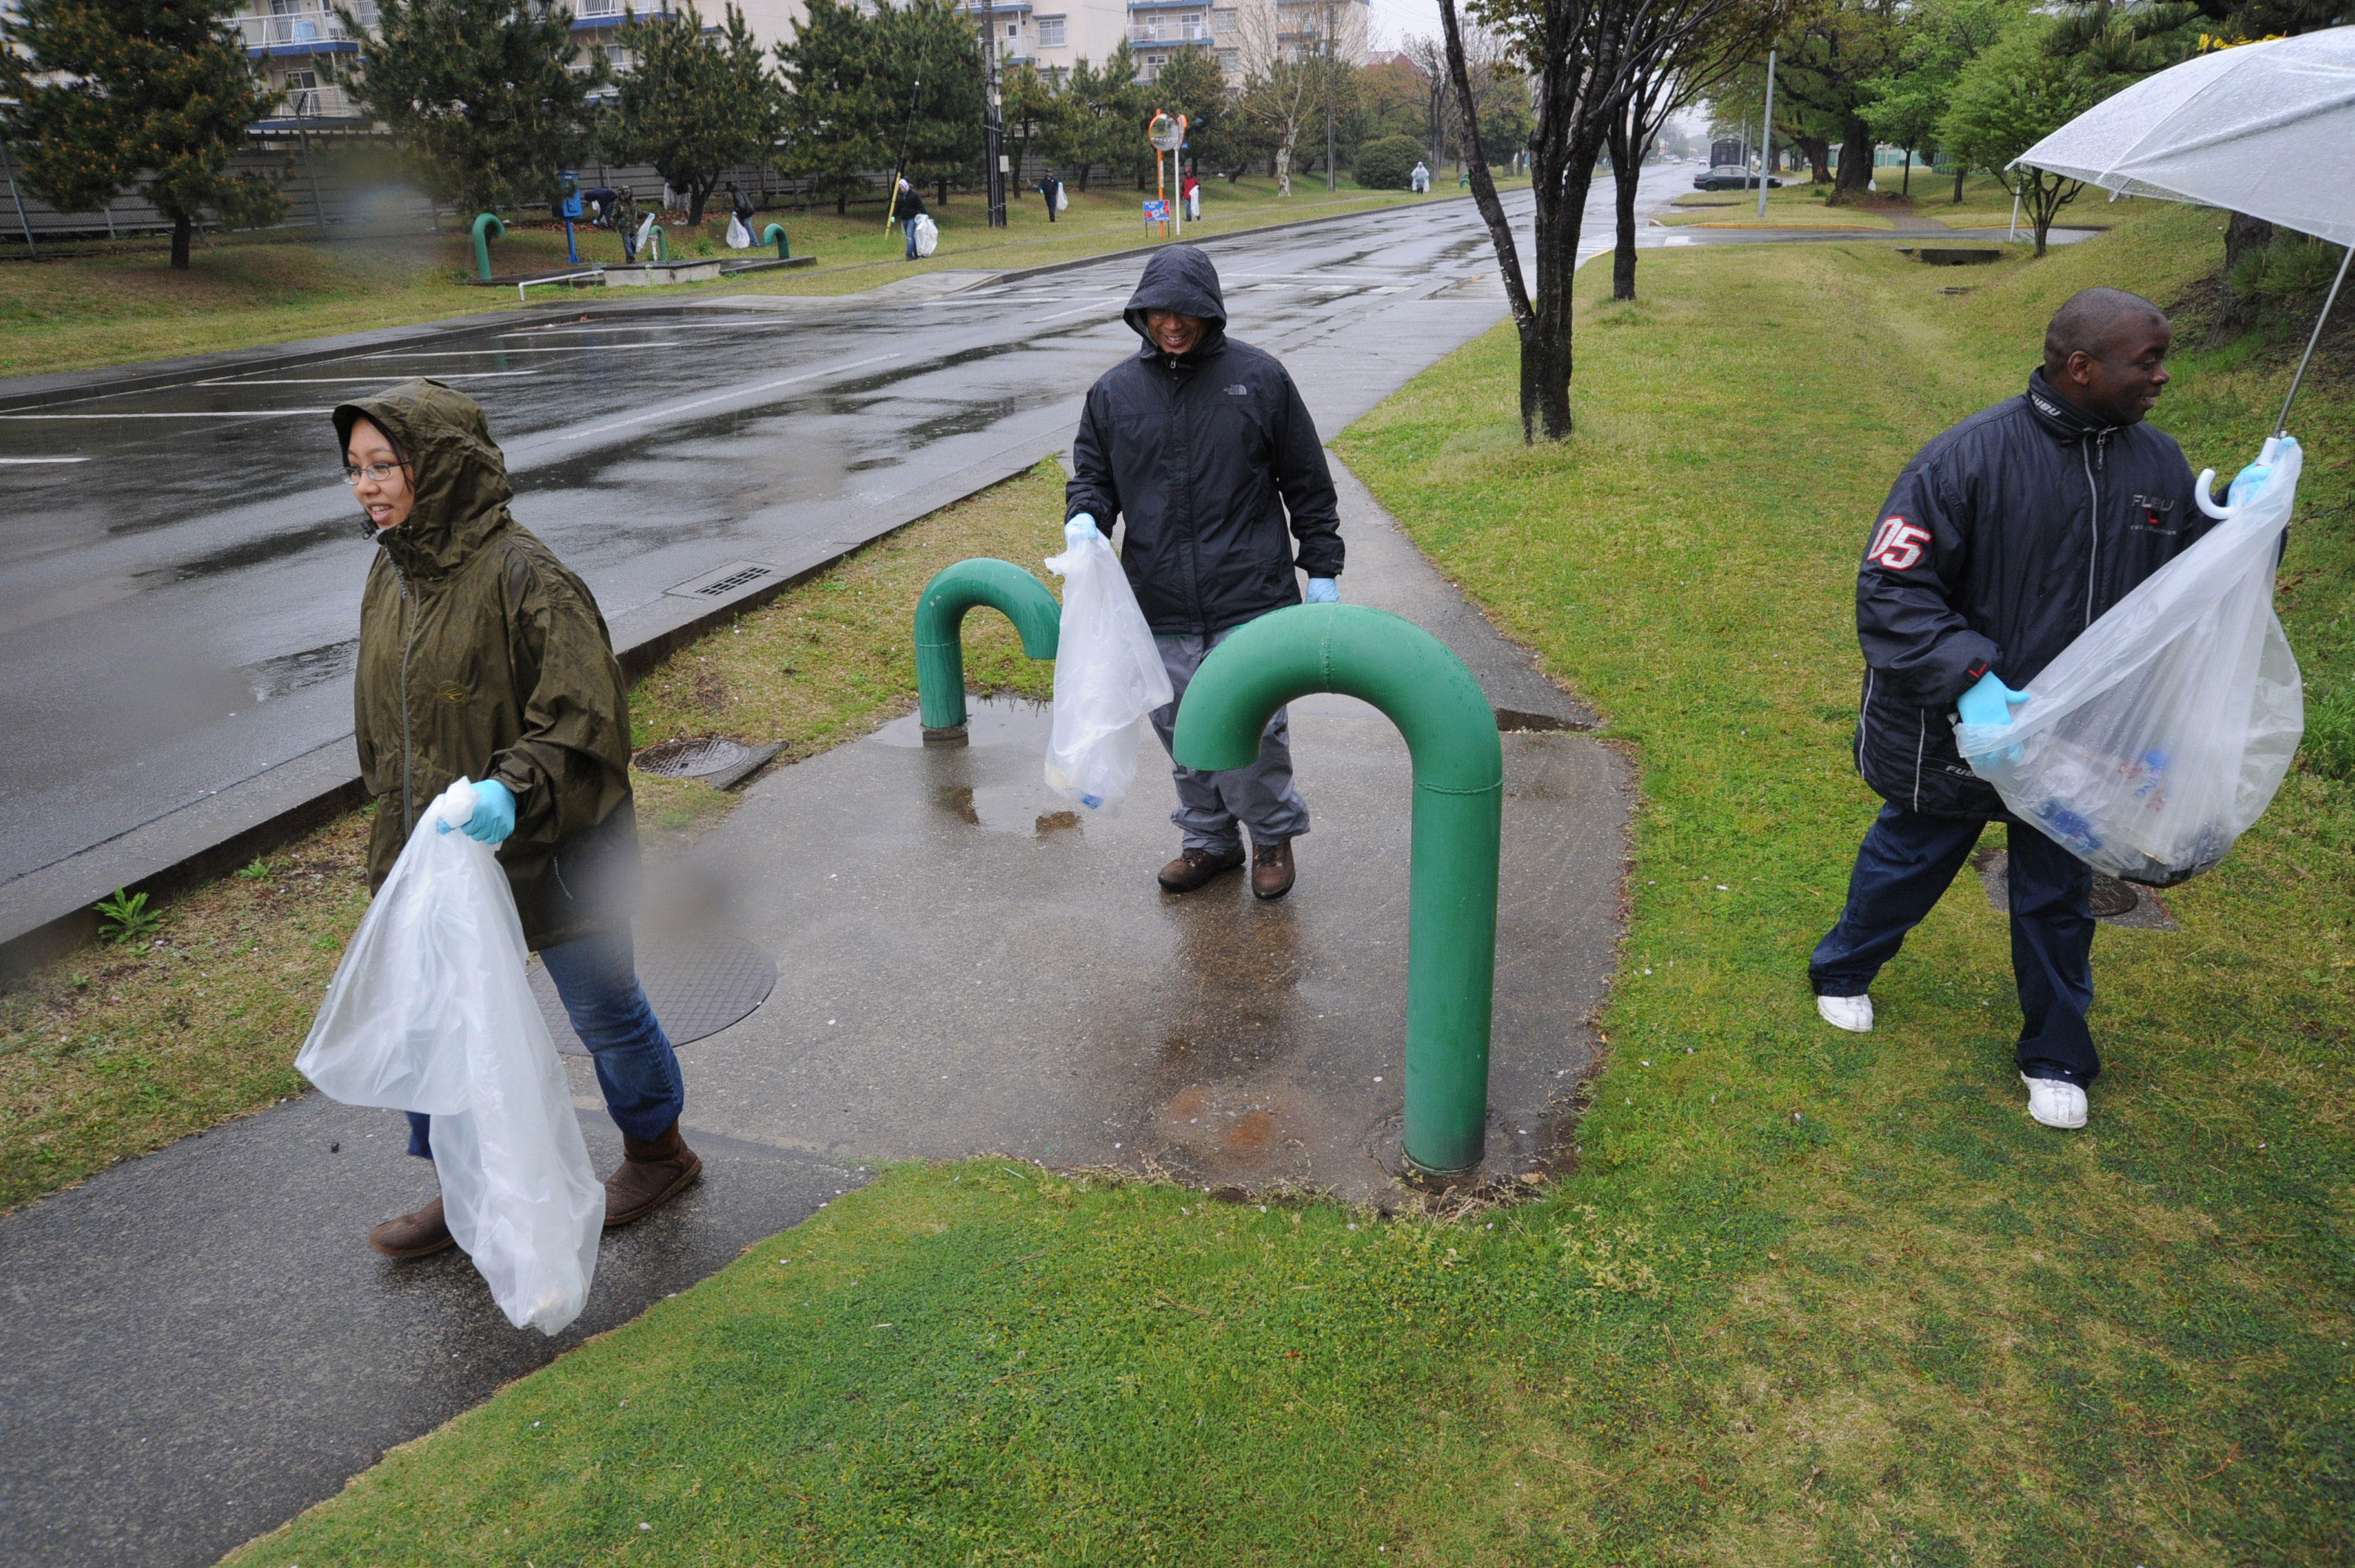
[663,559,780,600]
[635,736,755,778]
[531,935,778,1055]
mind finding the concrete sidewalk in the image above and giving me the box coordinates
[0,464,1623,1567]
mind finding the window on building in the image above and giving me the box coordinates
[1217,47,1238,69]
[1038,15,1064,44]
[1007,21,1018,36]
[1212,7,1236,32]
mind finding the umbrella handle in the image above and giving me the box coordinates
[2194,469,2231,521]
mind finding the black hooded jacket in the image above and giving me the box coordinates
[1066,245,1344,637]
[1853,368,2206,817]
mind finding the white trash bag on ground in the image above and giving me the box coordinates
[724,213,753,249]
[1043,531,1174,810]
[297,778,604,1334]
[1958,439,2305,886]
[913,213,940,257]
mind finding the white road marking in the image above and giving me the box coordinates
[196,371,541,384]
[0,456,88,464]
[558,352,901,441]
[1030,301,1115,323]
[0,409,335,419]
[355,344,691,356]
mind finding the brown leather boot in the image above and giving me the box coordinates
[604,1121,703,1227]
[1251,839,1297,901]
[368,1196,455,1259]
[1158,845,1245,893]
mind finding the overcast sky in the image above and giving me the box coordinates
[1364,0,1444,50]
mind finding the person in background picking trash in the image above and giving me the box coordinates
[1065,244,1343,901]
[1808,288,2258,1132]
[1410,160,1430,193]
[1039,166,1063,222]
[893,178,927,260]
[338,381,701,1258]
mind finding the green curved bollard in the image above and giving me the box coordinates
[1173,604,1502,1175]
[913,558,1061,732]
[760,221,791,260]
[470,212,507,282]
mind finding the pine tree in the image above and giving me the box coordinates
[614,3,774,223]
[0,0,283,269]
[339,0,606,217]
[880,0,983,203]
[776,0,890,214]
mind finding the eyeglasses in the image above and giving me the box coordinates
[342,462,405,485]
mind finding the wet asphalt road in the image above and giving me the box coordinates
[0,173,1689,894]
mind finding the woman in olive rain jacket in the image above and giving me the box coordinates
[337,380,700,1260]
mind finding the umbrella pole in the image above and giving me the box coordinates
[2274,243,2354,436]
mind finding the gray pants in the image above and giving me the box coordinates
[1149,629,1311,854]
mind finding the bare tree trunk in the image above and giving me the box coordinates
[1274,132,1294,195]
[2226,210,2274,271]
[1800,136,1829,186]
[1439,0,1546,438]
[1951,163,1963,204]
[1830,115,1872,203]
[169,212,192,271]
[1607,112,1640,301]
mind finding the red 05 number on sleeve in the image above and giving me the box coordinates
[1868,516,1931,571]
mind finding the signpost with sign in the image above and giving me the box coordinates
[1146,112,1186,238]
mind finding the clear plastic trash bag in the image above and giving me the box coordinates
[1957,439,2305,886]
[724,214,753,249]
[1043,532,1175,810]
[913,213,939,257]
[297,779,604,1333]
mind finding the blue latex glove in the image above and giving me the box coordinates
[1956,671,2029,729]
[437,777,516,845]
[1064,513,1101,546]
[2226,463,2270,507]
[1303,577,1339,604]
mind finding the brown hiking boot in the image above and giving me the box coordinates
[1251,839,1297,901]
[1158,845,1245,893]
[368,1196,455,1259]
[604,1121,703,1227]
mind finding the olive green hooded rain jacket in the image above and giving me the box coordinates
[338,379,638,950]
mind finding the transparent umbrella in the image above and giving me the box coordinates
[2013,28,2355,462]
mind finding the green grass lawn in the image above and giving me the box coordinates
[1662,173,2035,230]
[220,201,2351,1564]
[0,173,1504,379]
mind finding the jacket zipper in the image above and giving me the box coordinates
[393,560,419,837]
[2080,438,2102,628]
[1169,351,1211,638]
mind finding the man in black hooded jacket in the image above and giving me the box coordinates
[1066,244,1344,900]
[1809,287,2250,1133]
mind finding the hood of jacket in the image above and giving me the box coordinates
[334,379,517,581]
[1124,244,1229,360]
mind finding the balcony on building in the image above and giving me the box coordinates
[230,0,372,57]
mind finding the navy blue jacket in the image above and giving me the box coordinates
[1854,369,2205,817]
[1067,245,1343,637]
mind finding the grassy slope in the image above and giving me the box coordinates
[223,203,2349,1564]
[0,175,1501,377]
[0,467,1062,1212]
[1662,174,2032,230]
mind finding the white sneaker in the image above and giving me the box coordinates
[2021,1073,2088,1129]
[1816,993,1873,1033]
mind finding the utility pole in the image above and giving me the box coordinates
[1754,48,1776,220]
[0,137,35,259]
[982,0,1007,226]
[1323,0,1337,191]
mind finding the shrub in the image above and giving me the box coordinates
[2228,235,2347,307]
[1353,135,1427,192]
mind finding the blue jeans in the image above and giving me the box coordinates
[405,925,684,1158]
[1810,802,2098,1085]
[903,217,919,259]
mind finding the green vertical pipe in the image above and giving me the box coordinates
[912,558,1061,731]
[760,221,791,259]
[471,212,507,282]
[1172,604,1502,1175]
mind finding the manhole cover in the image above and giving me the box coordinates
[2087,873,2140,919]
[635,736,754,779]
[530,935,778,1056]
